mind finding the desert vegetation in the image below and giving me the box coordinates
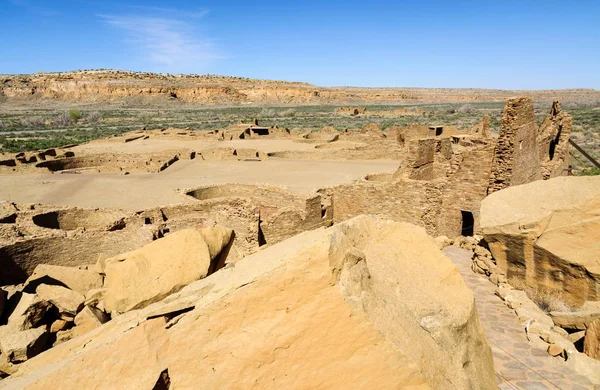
[508,277,574,313]
[2,101,599,171]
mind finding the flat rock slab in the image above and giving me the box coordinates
[25,264,102,296]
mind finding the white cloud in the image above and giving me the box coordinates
[100,13,221,73]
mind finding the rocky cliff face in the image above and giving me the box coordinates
[2,70,598,105]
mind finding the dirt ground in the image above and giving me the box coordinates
[71,138,318,155]
[0,135,398,209]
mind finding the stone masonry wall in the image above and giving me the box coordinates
[437,142,496,236]
[488,97,542,194]
[328,179,443,236]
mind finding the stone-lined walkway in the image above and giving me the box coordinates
[443,246,598,390]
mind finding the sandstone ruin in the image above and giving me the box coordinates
[1,96,599,387]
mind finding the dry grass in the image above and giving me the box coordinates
[508,277,574,312]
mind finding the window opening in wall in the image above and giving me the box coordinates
[258,220,267,246]
[549,124,562,161]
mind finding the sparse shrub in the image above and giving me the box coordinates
[260,108,276,117]
[87,111,101,123]
[565,102,579,110]
[457,104,475,114]
[280,108,297,117]
[69,110,82,123]
[55,112,73,126]
[531,290,573,312]
[20,117,45,128]
[139,114,154,129]
[575,167,600,176]
[507,277,574,313]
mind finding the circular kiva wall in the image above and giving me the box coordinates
[32,209,125,231]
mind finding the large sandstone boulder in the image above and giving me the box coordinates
[584,319,600,360]
[72,306,109,338]
[0,327,48,363]
[0,216,494,389]
[99,227,234,313]
[35,285,84,317]
[24,265,102,296]
[481,176,600,307]
[6,293,53,331]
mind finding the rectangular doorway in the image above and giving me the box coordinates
[460,210,474,236]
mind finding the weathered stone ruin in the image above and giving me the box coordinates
[327,97,574,237]
[3,95,598,387]
[336,106,367,115]
[0,204,153,286]
[225,120,291,140]
[488,98,571,193]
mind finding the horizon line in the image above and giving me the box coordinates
[1,69,599,92]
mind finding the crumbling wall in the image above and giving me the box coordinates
[397,138,435,180]
[488,97,542,193]
[0,228,155,285]
[184,183,331,250]
[34,150,193,173]
[392,125,430,145]
[432,138,454,178]
[394,138,453,181]
[197,148,265,161]
[139,198,261,263]
[319,98,572,237]
[360,123,386,137]
[538,101,572,179]
[0,148,75,174]
[224,123,291,140]
[469,114,491,137]
[261,195,330,244]
[304,125,339,140]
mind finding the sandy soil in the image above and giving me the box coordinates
[72,138,319,154]
[0,158,398,210]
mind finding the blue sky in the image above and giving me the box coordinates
[1,0,599,89]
